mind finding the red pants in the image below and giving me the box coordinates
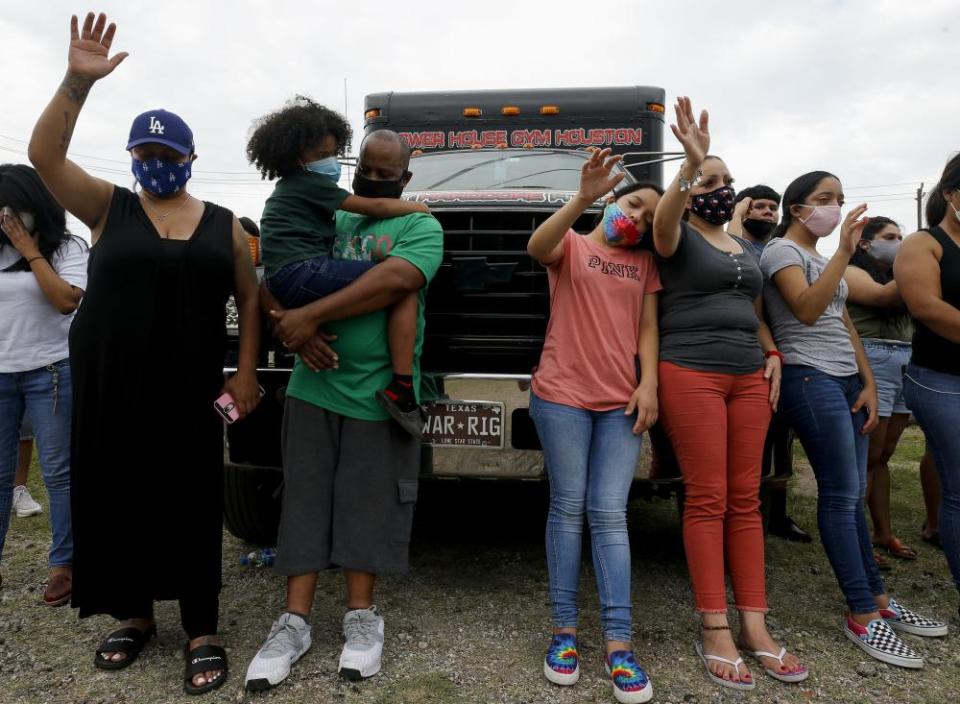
[658,362,772,613]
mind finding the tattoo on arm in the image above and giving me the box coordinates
[55,73,91,152]
[58,111,76,152]
[58,73,92,105]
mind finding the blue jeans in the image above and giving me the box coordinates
[529,392,641,642]
[904,364,960,594]
[779,365,884,614]
[0,360,73,567]
[267,256,377,310]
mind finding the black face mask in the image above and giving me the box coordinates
[689,186,737,226]
[352,171,406,199]
[742,218,777,241]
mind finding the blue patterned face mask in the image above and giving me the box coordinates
[304,156,342,181]
[132,157,192,197]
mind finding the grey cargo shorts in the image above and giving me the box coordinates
[273,396,421,576]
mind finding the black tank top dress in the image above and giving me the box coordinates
[69,187,235,616]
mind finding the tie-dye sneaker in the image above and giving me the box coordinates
[605,650,653,704]
[844,616,923,669]
[543,633,580,685]
[881,598,948,637]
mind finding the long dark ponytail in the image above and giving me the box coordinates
[926,152,960,228]
[770,170,838,239]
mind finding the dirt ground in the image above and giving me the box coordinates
[2,427,958,704]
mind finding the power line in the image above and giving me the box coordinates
[0,133,264,178]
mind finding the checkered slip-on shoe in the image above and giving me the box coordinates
[543,633,579,686]
[844,617,923,669]
[881,598,948,637]
[605,650,653,704]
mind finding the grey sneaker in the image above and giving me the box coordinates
[245,613,312,692]
[338,606,384,680]
[13,485,42,517]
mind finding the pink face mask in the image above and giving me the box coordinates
[797,204,842,238]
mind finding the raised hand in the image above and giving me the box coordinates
[838,204,869,255]
[67,12,128,82]
[577,148,625,203]
[669,96,710,167]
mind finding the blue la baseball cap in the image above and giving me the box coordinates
[126,109,194,155]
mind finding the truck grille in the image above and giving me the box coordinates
[424,208,597,374]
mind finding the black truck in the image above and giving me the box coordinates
[221,86,791,547]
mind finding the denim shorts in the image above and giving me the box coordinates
[862,339,911,417]
[267,256,377,310]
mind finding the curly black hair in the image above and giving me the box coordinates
[247,96,352,180]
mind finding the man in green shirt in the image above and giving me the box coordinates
[246,131,442,691]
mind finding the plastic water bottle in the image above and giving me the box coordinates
[240,547,276,567]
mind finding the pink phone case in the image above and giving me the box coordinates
[214,392,241,424]
[214,386,266,424]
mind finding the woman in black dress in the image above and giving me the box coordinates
[29,12,261,695]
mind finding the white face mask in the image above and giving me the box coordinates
[867,238,900,265]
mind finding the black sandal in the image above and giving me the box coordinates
[183,642,228,695]
[94,624,157,670]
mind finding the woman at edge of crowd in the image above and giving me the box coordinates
[762,169,947,670]
[844,216,924,566]
[0,164,87,602]
[897,152,960,618]
[527,147,661,704]
[28,12,261,695]
[651,97,806,691]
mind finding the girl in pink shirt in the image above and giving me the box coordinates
[527,148,661,704]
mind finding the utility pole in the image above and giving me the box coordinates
[916,183,925,230]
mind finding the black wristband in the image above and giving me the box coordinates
[26,256,45,265]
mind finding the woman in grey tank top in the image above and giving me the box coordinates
[652,97,805,690]
[844,217,926,567]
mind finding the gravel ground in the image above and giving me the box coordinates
[2,427,959,704]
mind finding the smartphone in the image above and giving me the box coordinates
[214,385,266,424]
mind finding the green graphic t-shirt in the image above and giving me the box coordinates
[260,170,351,275]
[286,210,443,420]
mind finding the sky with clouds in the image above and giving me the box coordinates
[1,0,956,253]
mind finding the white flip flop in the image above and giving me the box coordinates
[694,641,756,691]
[742,646,809,683]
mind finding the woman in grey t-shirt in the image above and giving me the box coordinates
[652,97,804,690]
[762,170,946,669]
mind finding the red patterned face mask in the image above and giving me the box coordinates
[690,186,736,225]
[601,202,642,247]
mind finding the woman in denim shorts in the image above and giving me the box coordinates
[845,217,922,565]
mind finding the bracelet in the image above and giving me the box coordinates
[765,350,785,363]
[26,256,45,265]
[677,162,702,192]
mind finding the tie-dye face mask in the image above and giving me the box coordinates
[601,202,642,247]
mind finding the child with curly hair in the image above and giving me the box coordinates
[248,97,429,435]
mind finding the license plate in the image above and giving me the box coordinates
[422,400,505,449]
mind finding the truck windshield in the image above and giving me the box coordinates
[406,151,589,191]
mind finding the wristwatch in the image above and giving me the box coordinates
[678,162,702,192]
